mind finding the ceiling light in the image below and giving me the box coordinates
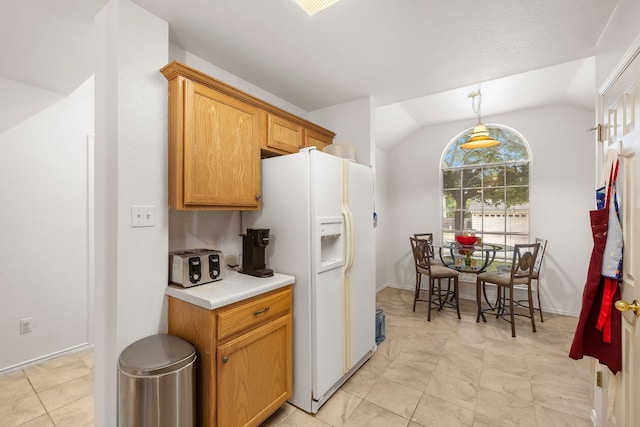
[460,88,500,149]
[293,0,341,16]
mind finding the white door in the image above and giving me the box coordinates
[599,48,640,427]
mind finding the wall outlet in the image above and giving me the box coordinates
[20,318,33,334]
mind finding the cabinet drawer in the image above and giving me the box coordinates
[217,287,291,341]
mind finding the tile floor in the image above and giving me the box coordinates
[0,286,593,426]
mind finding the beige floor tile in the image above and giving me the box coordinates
[474,387,537,427]
[48,395,94,427]
[343,400,410,427]
[479,366,533,402]
[260,402,296,426]
[315,390,362,426]
[530,382,592,420]
[534,403,593,427]
[340,365,378,399]
[277,409,332,426]
[0,370,34,405]
[411,393,474,427]
[17,415,55,427]
[24,359,92,393]
[37,373,94,412]
[424,371,478,411]
[364,377,422,419]
[0,392,46,427]
[380,351,434,392]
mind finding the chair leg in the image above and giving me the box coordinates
[476,277,485,323]
[454,277,461,319]
[412,273,420,312]
[528,283,537,333]
[427,277,434,321]
[509,287,516,337]
[535,280,544,322]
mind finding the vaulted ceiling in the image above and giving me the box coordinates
[0,0,619,148]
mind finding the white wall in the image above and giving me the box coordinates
[595,0,640,91]
[374,148,390,290]
[0,77,94,371]
[381,104,595,316]
[94,1,168,424]
[310,97,375,167]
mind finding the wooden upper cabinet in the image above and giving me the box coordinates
[161,61,335,209]
[304,128,332,151]
[266,114,303,154]
[182,80,263,209]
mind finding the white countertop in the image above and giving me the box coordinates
[165,270,295,310]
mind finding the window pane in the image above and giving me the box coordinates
[506,209,529,233]
[500,141,529,162]
[463,147,502,166]
[505,186,529,209]
[442,169,461,189]
[483,166,504,187]
[482,213,505,233]
[483,187,506,209]
[462,168,482,188]
[506,163,529,185]
[443,189,461,209]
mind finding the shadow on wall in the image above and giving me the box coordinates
[541,253,584,317]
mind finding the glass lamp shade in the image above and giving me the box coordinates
[460,122,500,149]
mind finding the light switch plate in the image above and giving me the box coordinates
[131,205,155,227]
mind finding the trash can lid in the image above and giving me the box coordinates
[118,334,196,376]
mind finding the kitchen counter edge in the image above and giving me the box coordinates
[165,270,295,310]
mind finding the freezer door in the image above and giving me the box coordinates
[310,151,345,400]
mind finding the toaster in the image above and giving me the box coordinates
[169,249,225,287]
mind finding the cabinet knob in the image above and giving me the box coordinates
[256,194,261,201]
[222,355,229,364]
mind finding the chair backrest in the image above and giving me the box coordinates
[414,233,435,260]
[533,237,547,274]
[509,243,540,281]
[409,236,432,272]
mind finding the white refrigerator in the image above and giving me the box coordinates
[242,148,376,413]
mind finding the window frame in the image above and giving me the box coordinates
[439,124,532,271]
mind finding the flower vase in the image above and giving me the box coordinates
[464,254,472,267]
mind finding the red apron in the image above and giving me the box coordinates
[569,208,622,373]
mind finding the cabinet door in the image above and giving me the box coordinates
[217,315,292,427]
[184,80,262,209]
[266,114,303,154]
[304,128,332,151]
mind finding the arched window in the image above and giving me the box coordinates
[441,125,531,269]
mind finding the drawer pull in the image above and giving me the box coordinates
[222,355,229,364]
[253,307,270,316]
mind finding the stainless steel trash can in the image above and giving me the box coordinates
[118,334,196,427]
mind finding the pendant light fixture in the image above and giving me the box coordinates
[460,88,500,149]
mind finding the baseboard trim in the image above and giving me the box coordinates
[0,343,94,375]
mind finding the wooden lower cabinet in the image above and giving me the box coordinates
[168,286,292,427]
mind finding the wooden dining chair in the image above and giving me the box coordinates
[410,237,460,321]
[475,242,540,337]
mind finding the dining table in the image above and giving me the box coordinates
[432,241,503,310]
[433,242,502,273]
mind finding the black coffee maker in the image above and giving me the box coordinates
[240,228,274,277]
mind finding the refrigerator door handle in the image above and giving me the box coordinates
[342,206,354,273]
